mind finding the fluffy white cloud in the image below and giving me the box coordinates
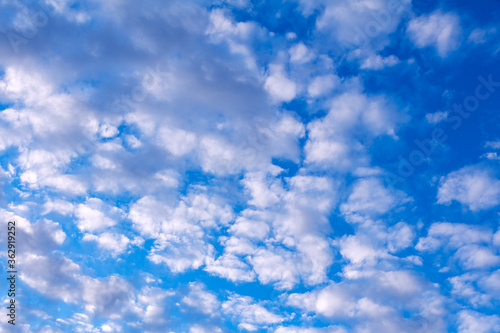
[312,0,411,50]
[202,166,338,289]
[229,210,271,241]
[417,222,500,271]
[287,273,444,332]
[43,199,74,215]
[305,91,404,169]
[455,245,500,270]
[340,235,388,265]
[128,196,169,238]
[458,311,500,333]
[437,166,500,211]
[100,322,123,332]
[75,198,123,232]
[82,232,132,256]
[249,247,301,290]
[264,65,297,102]
[198,135,260,175]
[205,253,257,282]
[449,270,500,307]
[222,294,286,330]
[205,8,265,71]
[20,253,135,316]
[307,75,339,98]
[157,125,197,157]
[289,42,315,64]
[416,222,493,251]
[182,282,220,315]
[130,192,233,273]
[147,223,211,273]
[18,148,87,195]
[0,210,66,253]
[341,178,408,220]
[407,11,462,57]
[242,172,282,209]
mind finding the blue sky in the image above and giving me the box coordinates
[0,0,500,332]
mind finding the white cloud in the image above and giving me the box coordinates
[340,178,408,219]
[130,193,233,273]
[480,270,500,298]
[485,141,500,149]
[205,254,257,282]
[307,75,339,98]
[0,2,496,332]
[467,28,497,45]
[148,225,212,273]
[82,232,131,256]
[98,123,119,139]
[157,125,197,157]
[437,166,500,211]
[222,294,285,330]
[426,111,448,124]
[416,222,500,270]
[136,286,173,324]
[190,325,223,333]
[101,322,123,332]
[210,169,337,290]
[125,135,142,149]
[249,247,301,290]
[230,211,271,241]
[206,8,262,70]
[449,271,500,307]
[248,234,333,290]
[287,273,444,332]
[360,54,399,70]
[407,11,462,57]
[222,236,257,255]
[264,65,297,102]
[154,169,180,188]
[305,91,403,169]
[206,9,257,40]
[387,222,415,252]
[128,196,169,238]
[75,198,122,232]
[182,282,220,315]
[458,311,500,333]
[274,326,347,333]
[289,42,315,64]
[340,235,387,265]
[0,210,66,254]
[450,273,490,307]
[0,66,53,104]
[242,172,282,209]
[198,136,249,174]
[455,245,500,269]
[18,149,87,195]
[313,0,411,51]
[481,152,500,161]
[483,141,500,160]
[416,222,493,252]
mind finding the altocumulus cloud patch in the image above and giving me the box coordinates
[0,0,499,332]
